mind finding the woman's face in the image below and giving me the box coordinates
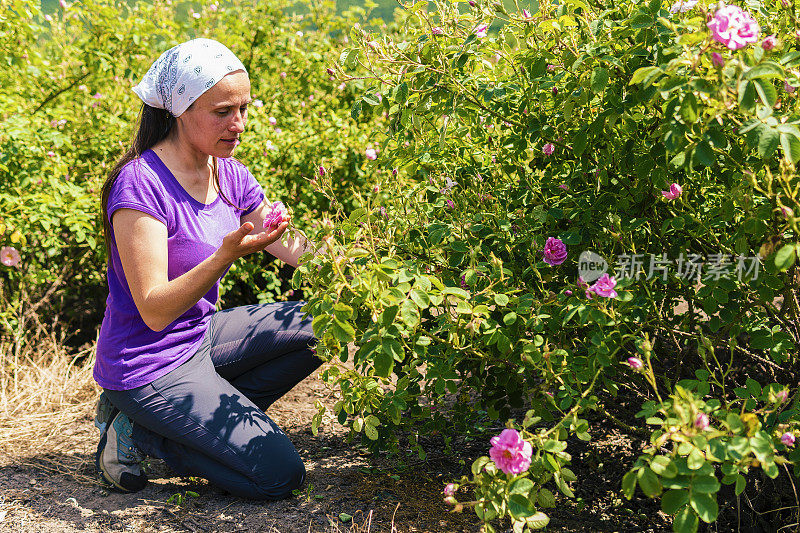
[175,70,251,159]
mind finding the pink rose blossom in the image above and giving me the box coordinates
[543,237,567,266]
[694,413,710,430]
[707,5,760,50]
[0,247,21,267]
[274,128,282,134]
[778,390,789,403]
[252,99,264,107]
[489,429,532,475]
[47,151,56,157]
[59,0,67,7]
[280,72,287,79]
[432,27,444,35]
[627,357,643,370]
[522,9,532,18]
[318,165,326,177]
[558,184,569,190]
[782,432,796,447]
[473,24,489,38]
[662,183,683,199]
[44,14,52,22]
[268,116,277,125]
[444,483,457,497]
[262,201,288,230]
[762,34,778,50]
[712,52,725,68]
[446,199,455,209]
[588,273,618,298]
[542,143,555,155]
[785,82,796,93]
[365,148,378,160]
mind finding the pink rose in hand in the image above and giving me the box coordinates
[262,201,288,230]
[489,429,532,475]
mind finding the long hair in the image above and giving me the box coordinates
[100,104,239,258]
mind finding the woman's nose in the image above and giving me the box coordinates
[229,110,246,132]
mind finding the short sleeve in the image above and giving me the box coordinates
[107,159,172,230]
[224,158,265,216]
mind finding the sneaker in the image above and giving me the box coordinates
[95,408,148,493]
[93,392,114,433]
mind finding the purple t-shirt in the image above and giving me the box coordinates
[94,149,265,390]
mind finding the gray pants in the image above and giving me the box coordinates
[103,302,322,500]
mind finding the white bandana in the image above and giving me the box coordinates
[132,38,247,117]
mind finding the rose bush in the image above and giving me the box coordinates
[294,0,800,530]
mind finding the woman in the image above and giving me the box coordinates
[93,38,323,499]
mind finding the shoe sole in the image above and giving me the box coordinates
[95,410,147,493]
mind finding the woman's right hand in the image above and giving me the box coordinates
[218,218,291,263]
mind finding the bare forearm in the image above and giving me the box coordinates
[139,250,233,331]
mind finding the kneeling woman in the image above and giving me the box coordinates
[93,38,323,499]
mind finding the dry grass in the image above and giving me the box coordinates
[0,326,100,462]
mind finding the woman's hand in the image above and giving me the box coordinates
[219,216,291,263]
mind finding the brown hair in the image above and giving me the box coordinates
[100,103,240,258]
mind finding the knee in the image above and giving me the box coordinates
[249,454,306,501]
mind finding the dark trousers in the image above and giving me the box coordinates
[103,301,322,500]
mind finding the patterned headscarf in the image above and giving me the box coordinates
[132,38,247,117]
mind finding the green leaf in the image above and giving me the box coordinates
[591,67,609,93]
[775,243,797,271]
[690,475,721,494]
[622,470,637,499]
[738,80,756,112]
[662,489,690,515]
[673,506,699,533]
[373,350,394,378]
[508,494,537,518]
[638,467,663,498]
[693,141,714,167]
[681,92,698,123]
[331,318,356,343]
[781,133,800,163]
[537,488,556,508]
[573,131,588,156]
[754,79,777,108]
[687,448,705,470]
[410,288,431,308]
[651,456,678,478]
[745,61,784,80]
[510,478,535,495]
[757,124,780,158]
[395,82,408,106]
[689,492,719,523]
[494,293,510,306]
[351,100,362,120]
[735,474,746,495]
[630,66,660,85]
[442,286,470,299]
[526,512,550,529]
[339,512,353,523]
[364,422,379,440]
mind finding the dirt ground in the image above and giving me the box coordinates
[0,358,684,533]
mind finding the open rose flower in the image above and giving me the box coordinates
[444,483,457,497]
[782,432,796,447]
[262,201,288,230]
[489,429,532,475]
[662,183,683,200]
[543,237,567,266]
[762,34,778,50]
[432,26,444,35]
[365,148,378,160]
[707,5,760,50]
[694,413,710,430]
[0,246,21,267]
[542,143,555,155]
[588,273,618,298]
